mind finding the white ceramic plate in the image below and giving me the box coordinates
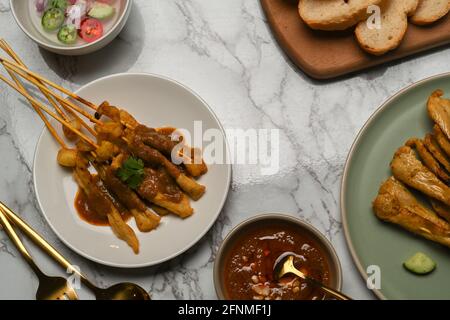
[33,73,231,268]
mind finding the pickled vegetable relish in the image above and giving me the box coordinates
[30,0,123,46]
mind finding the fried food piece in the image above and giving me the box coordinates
[390,146,450,205]
[149,205,171,216]
[433,125,450,158]
[136,125,207,178]
[57,148,78,168]
[73,164,139,253]
[96,101,120,122]
[96,141,119,162]
[137,168,194,218]
[76,139,95,153]
[423,133,450,172]
[427,89,450,140]
[429,199,450,223]
[95,165,161,232]
[126,130,206,200]
[62,119,81,142]
[406,138,450,183]
[373,177,450,248]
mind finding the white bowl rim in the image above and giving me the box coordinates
[213,212,343,299]
[32,72,232,268]
[10,0,132,52]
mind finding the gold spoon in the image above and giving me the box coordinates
[0,208,78,300]
[273,252,352,300]
[0,202,150,300]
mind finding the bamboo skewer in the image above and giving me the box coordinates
[0,40,69,122]
[1,63,102,126]
[0,43,205,186]
[0,40,97,137]
[0,56,98,111]
[0,73,98,148]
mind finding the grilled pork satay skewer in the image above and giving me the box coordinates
[0,73,186,223]
[111,153,193,218]
[124,129,205,200]
[0,67,139,252]
[1,61,206,187]
[97,104,207,177]
[92,163,161,232]
[1,53,206,181]
[73,161,139,254]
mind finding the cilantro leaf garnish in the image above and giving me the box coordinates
[117,157,145,189]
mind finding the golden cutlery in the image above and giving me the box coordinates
[0,202,150,300]
[0,207,78,300]
[273,253,352,300]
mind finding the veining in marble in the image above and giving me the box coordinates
[2,0,450,300]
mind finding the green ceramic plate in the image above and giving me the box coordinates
[341,73,450,300]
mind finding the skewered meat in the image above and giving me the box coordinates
[433,125,450,158]
[423,133,450,172]
[391,146,450,205]
[427,89,450,140]
[95,164,161,232]
[63,119,81,142]
[137,168,193,218]
[429,199,450,223]
[110,153,193,218]
[73,162,139,253]
[126,131,206,200]
[406,138,450,183]
[135,124,207,177]
[373,177,450,248]
[96,141,119,162]
[57,148,78,168]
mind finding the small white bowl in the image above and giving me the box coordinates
[10,0,132,56]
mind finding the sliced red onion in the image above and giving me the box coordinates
[35,0,47,12]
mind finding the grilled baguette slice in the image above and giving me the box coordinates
[355,0,419,55]
[411,0,450,25]
[298,0,385,31]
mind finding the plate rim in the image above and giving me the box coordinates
[340,72,450,300]
[32,72,232,268]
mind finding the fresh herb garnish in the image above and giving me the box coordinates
[117,157,145,189]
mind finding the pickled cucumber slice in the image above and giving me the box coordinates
[50,0,68,10]
[403,252,436,275]
[42,8,65,31]
[88,3,115,20]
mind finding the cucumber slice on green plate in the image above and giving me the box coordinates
[404,252,436,275]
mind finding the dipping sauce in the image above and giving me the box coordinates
[74,176,131,226]
[223,223,331,300]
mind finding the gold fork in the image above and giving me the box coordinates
[0,208,78,300]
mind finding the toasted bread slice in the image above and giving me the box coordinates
[411,0,450,25]
[299,0,385,31]
[355,0,419,55]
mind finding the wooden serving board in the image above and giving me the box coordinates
[261,0,450,79]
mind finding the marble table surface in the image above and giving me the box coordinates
[1,0,450,300]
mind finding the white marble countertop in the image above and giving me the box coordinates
[1,0,450,300]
